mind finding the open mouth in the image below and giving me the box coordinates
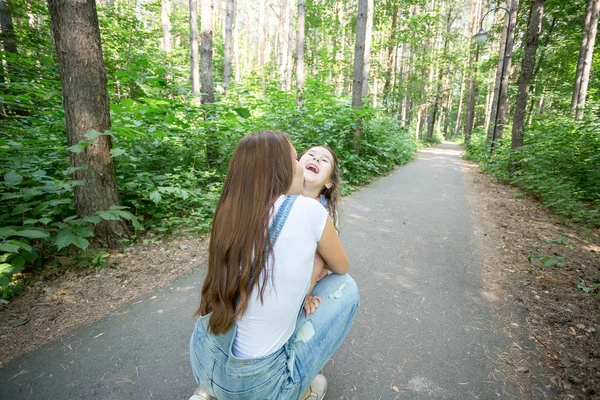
[306,164,319,174]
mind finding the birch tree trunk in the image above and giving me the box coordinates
[295,0,306,93]
[258,0,266,85]
[572,0,600,119]
[161,0,172,52]
[277,0,289,89]
[352,0,368,109]
[361,0,374,96]
[383,5,398,109]
[286,0,294,91]
[511,0,544,172]
[47,0,129,248]
[223,0,236,91]
[200,0,214,104]
[190,0,200,97]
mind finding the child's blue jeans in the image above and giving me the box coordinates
[189,272,359,399]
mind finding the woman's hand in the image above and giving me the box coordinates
[303,294,322,318]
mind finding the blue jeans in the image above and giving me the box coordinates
[190,273,360,400]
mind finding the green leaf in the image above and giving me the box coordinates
[71,235,89,251]
[149,190,162,204]
[68,141,91,154]
[14,229,50,239]
[11,256,25,268]
[1,193,24,200]
[64,165,89,176]
[110,148,126,158]
[83,216,103,224]
[55,230,75,251]
[233,107,251,119]
[0,243,20,253]
[0,227,18,239]
[20,250,37,263]
[71,226,94,238]
[97,210,121,221]
[0,275,10,286]
[84,130,104,140]
[12,204,32,215]
[39,218,52,225]
[4,172,23,186]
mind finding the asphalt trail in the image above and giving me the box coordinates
[1,142,534,399]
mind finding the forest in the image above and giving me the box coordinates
[0,0,599,302]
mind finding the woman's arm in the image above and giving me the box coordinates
[316,217,349,274]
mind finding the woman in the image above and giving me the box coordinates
[189,131,359,400]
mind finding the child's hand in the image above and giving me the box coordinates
[303,294,322,318]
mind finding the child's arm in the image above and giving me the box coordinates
[303,252,325,317]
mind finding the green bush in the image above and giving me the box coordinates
[463,113,600,225]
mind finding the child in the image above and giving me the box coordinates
[298,145,342,317]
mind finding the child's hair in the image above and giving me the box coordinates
[300,145,342,229]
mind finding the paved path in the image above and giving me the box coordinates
[1,143,541,399]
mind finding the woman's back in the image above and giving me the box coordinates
[233,195,328,359]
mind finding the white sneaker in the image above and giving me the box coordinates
[306,374,327,400]
[189,385,216,400]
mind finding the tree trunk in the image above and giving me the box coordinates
[296,0,306,94]
[0,0,17,54]
[352,0,369,148]
[361,0,374,96]
[190,0,200,97]
[352,0,368,109]
[286,0,294,91]
[223,0,235,91]
[572,0,600,119]
[233,0,240,82]
[511,0,544,172]
[277,0,289,89]
[486,0,517,150]
[258,0,266,86]
[464,0,483,142]
[200,0,214,104]
[161,0,172,52]
[453,58,467,137]
[382,5,398,107]
[47,0,129,248]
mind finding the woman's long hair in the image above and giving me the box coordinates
[196,131,294,335]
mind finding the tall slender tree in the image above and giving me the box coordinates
[572,0,600,119]
[161,0,172,52]
[361,0,374,96]
[353,0,369,110]
[296,0,306,94]
[511,0,544,171]
[464,0,483,142]
[201,0,214,104]
[0,0,17,78]
[190,0,200,98]
[223,0,236,91]
[487,0,518,151]
[46,0,129,248]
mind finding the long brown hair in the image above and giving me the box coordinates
[196,130,294,335]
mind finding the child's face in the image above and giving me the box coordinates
[299,146,334,190]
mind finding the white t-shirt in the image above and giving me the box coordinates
[232,195,328,359]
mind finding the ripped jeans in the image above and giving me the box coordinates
[189,273,360,400]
